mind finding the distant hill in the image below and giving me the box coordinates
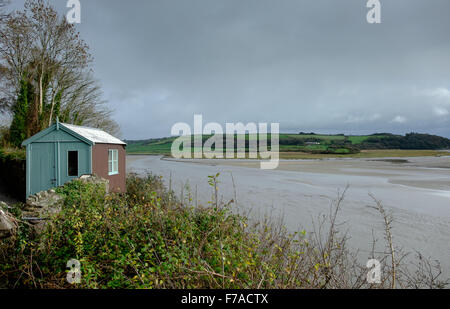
[125,132,450,156]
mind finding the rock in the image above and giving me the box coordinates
[23,187,66,234]
[24,188,64,228]
[79,175,109,193]
[0,205,16,238]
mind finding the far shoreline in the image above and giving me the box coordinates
[126,149,450,161]
[126,151,450,192]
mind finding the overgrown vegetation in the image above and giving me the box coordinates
[0,174,448,289]
[0,147,25,161]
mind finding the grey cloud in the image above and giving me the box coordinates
[10,0,450,138]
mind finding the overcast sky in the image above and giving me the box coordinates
[8,0,450,139]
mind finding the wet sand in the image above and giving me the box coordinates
[127,155,450,276]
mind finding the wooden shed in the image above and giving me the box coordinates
[21,120,126,197]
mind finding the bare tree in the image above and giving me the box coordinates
[0,0,119,139]
[0,6,34,113]
[59,73,120,135]
[369,194,397,288]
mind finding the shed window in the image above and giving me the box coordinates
[108,149,119,175]
[68,151,78,177]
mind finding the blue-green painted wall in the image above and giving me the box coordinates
[26,127,92,197]
[58,142,91,185]
[29,142,55,195]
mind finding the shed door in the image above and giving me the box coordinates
[30,143,56,194]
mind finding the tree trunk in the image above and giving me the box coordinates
[39,73,43,115]
[48,90,56,127]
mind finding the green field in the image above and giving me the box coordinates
[126,134,353,156]
[126,138,175,155]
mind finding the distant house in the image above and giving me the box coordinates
[305,142,321,145]
[21,120,126,197]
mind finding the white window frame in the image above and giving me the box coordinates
[108,149,119,176]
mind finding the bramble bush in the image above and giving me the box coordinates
[0,174,448,289]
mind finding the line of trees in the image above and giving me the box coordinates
[360,133,450,150]
[0,0,119,148]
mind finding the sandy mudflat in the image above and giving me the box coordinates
[127,155,450,277]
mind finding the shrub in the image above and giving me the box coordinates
[0,147,26,161]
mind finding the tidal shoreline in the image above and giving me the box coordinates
[127,154,450,277]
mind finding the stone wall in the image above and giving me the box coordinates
[1,175,109,236]
[22,189,65,233]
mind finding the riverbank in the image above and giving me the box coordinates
[127,154,450,278]
[127,149,449,160]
